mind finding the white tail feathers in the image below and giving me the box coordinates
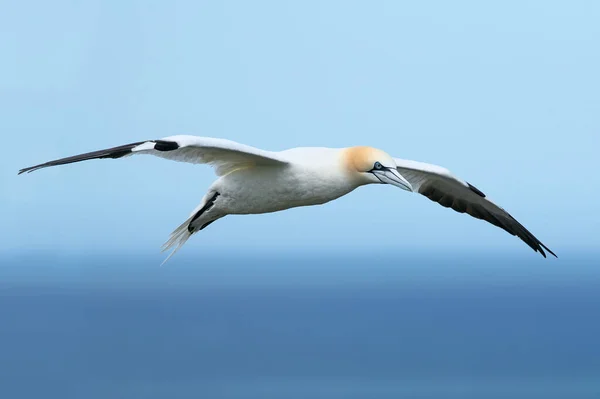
[160,216,194,266]
[160,192,221,265]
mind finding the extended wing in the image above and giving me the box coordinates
[19,135,288,176]
[394,158,556,258]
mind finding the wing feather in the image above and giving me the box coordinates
[394,158,556,258]
[18,135,288,176]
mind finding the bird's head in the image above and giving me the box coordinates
[343,146,413,191]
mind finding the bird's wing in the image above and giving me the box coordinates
[394,158,556,258]
[18,135,289,176]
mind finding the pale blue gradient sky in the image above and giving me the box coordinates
[1,0,598,257]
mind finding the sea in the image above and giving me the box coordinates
[1,251,599,399]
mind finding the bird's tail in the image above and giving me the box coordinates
[160,192,222,265]
[160,216,194,266]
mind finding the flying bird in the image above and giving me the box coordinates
[19,136,556,263]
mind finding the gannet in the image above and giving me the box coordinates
[19,135,556,262]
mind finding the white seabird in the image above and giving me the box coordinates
[19,135,556,262]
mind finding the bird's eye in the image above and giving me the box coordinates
[374,162,383,170]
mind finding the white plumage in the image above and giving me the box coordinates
[19,135,556,262]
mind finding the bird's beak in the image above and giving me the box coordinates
[372,168,413,191]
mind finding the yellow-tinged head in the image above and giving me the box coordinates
[342,146,413,191]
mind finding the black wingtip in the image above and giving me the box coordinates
[16,139,185,175]
[15,140,150,175]
[534,241,557,259]
[541,243,558,258]
[18,165,50,175]
[539,249,547,258]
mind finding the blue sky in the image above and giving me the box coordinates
[1,0,598,257]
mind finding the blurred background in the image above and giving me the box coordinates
[1,1,599,398]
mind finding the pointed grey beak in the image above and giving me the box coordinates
[372,168,413,191]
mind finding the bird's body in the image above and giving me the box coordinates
[211,148,356,215]
[19,135,556,262]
